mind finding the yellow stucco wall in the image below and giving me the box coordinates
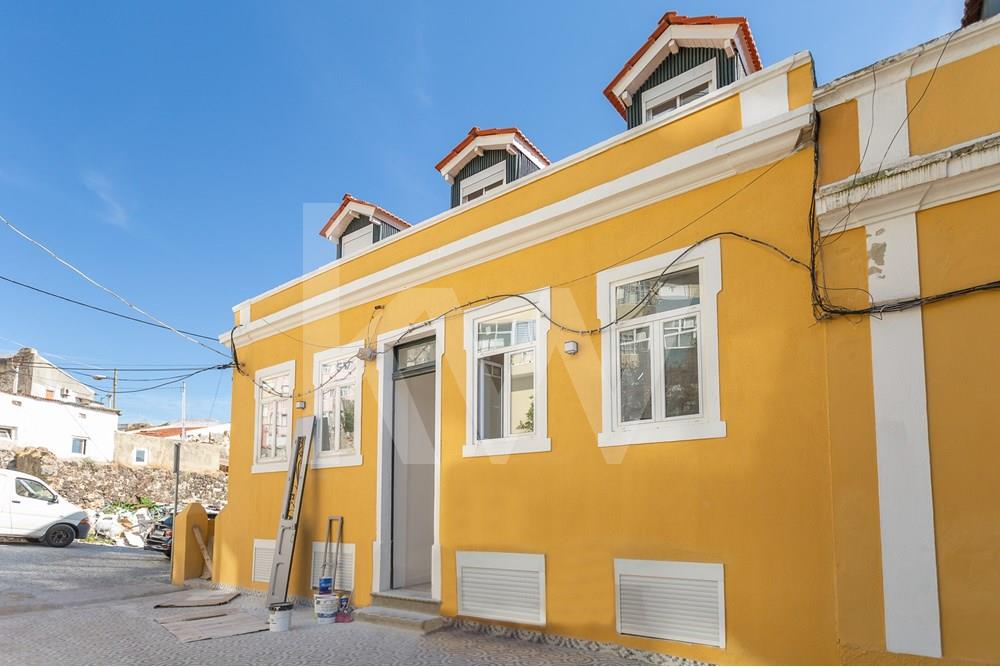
[818,100,860,185]
[907,44,1000,156]
[218,138,845,664]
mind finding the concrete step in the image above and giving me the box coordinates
[353,604,446,634]
[369,591,441,615]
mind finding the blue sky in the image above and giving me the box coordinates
[0,1,959,424]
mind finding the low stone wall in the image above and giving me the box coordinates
[0,445,227,509]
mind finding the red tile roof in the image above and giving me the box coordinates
[319,193,410,239]
[603,11,762,119]
[434,126,550,174]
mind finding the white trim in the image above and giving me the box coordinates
[132,448,149,465]
[817,132,1000,234]
[866,214,941,658]
[340,224,375,259]
[322,201,377,241]
[456,551,546,625]
[226,105,813,349]
[252,538,276,583]
[739,70,789,128]
[220,51,812,327]
[462,289,551,458]
[459,161,507,204]
[641,59,717,124]
[815,14,1000,110]
[251,360,295,475]
[611,22,751,104]
[312,342,364,469]
[596,240,725,447]
[373,320,444,600]
[438,133,547,182]
[614,558,725,648]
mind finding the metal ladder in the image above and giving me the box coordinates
[266,415,316,607]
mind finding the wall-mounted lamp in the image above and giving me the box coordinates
[295,400,307,410]
[563,340,579,355]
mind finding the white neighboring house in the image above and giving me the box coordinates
[0,390,119,461]
[0,348,119,461]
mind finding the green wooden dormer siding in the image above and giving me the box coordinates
[626,47,744,129]
[450,148,540,208]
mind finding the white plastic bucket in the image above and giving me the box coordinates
[268,602,293,632]
[314,594,337,624]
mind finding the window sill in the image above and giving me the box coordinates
[313,452,363,469]
[462,437,551,458]
[251,460,288,474]
[598,420,726,447]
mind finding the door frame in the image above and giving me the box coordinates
[373,319,444,599]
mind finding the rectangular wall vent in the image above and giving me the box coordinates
[614,559,725,648]
[456,551,545,625]
[252,539,275,583]
[309,542,356,591]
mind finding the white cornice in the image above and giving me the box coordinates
[222,105,813,348]
[816,132,1000,233]
[229,51,812,315]
[815,14,1000,110]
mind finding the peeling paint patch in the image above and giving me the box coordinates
[869,241,887,266]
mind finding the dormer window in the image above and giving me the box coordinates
[319,194,409,260]
[436,127,549,208]
[604,12,762,129]
[642,59,717,123]
[459,161,506,204]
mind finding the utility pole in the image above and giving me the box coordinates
[173,381,186,519]
[111,369,118,410]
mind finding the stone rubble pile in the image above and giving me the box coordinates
[1,445,228,547]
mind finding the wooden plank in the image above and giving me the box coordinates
[158,610,268,643]
[193,526,214,579]
[154,609,228,624]
[154,590,239,608]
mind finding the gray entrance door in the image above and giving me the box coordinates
[391,338,436,592]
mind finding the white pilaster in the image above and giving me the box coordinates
[866,213,941,658]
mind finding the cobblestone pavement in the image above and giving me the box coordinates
[0,540,175,614]
[0,591,650,666]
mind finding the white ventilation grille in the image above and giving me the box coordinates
[309,542,356,591]
[615,559,725,648]
[252,539,275,583]
[456,551,545,625]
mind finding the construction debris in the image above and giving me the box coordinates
[156,610,268,643]
[154,590,240,608]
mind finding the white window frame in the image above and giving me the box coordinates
[312,342,364,469]
[463,288,551,457]
[459,161,506,204]
[642,59,718,124]
[133,448,148,465]
[252,360,295,474]
[340,223,375,259]
[597,239,725,447]
[0,426,15,441]
[70,436,87,456]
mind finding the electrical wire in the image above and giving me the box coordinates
[0,273,219,341]
[72,364,233,395]
[0,212,231,360]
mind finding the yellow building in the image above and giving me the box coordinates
[204,8,1000,665]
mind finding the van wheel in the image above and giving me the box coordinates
[43,524,76,548]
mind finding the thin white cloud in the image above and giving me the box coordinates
[82,170,129,229]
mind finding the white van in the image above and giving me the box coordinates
[0,469,90,547]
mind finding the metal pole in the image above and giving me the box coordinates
[173,382,186,519]
[111,369,118,410]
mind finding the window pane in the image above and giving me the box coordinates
[320,389,336,452]
[477,354,504,440]
[615,267,699,320]
[321,360,354,384]
[678,81,711,106]
[646,96,678,120]
[71,437,86,454]
[464,188,483,202]
[663,316,700,417]
[619,327,652,422]
[509,350,535,435]
[477,313,535,352]
[397,341,434,370]
[275,400,290,459]
[338,384,355,451]
[483,179,503,192]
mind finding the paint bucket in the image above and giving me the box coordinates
[314,594,337,624]
[334,591,353,623]
[268,602,293,632]
[317,576,333,594]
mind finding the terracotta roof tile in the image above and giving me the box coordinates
[603,11,763,119]
[319,193,410,239]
